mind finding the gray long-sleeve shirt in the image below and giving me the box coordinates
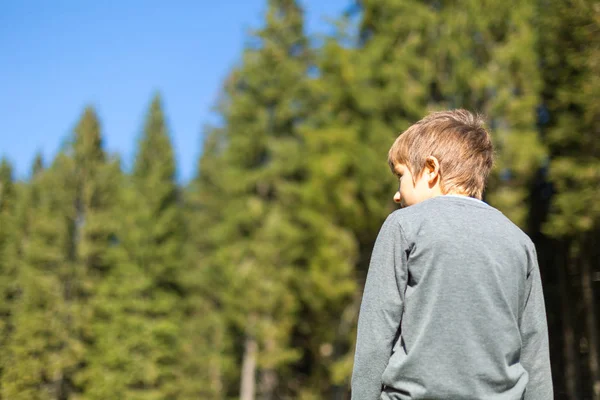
[351,195,552,400]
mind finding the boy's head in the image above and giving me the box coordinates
[388,109,494,207]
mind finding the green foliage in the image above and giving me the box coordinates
[539,0,600,237]
[0,159,18,399]
[182,127,236,399]
[83,94,186,399]
[184,1,342,396]
[1,155,78,400]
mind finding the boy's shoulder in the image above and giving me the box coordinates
[385,196,535,252]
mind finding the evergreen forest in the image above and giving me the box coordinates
[0,0,598,398]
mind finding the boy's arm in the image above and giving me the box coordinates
[520,245,553,400]
[351,212,408,400]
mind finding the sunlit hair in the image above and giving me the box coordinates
[387,109,494,200]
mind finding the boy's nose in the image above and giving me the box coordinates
[393,191,402,204]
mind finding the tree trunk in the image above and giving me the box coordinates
[332,290,363,400]
[581,239,600,399]
[259,336,277,400]
[240,336,257,400]
[210,323,224,397]
[559,241,580,399]
[259,369,277,400]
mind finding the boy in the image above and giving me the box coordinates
[351,110,552,399]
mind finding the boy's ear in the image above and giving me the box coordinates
[425,156,440,182]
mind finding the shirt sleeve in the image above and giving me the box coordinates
[520,245,553,400]
[351,212,409,400]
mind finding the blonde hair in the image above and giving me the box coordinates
[387,109,494,199]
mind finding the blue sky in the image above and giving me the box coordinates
[0,0,348,182]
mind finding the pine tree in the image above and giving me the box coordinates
[84,95,185,399]
[182,127,235,399]
[32,152,45,177]
[186,1,318,397]
[0,159,18,398]
[1,154,77,400]
[536,0,600,397]
[300,0,546,394]
[429,0,545,227]
[290,2,436,394]
[126,93,185,398]
[540,0,600,237]
[130,94,183,290]
[337,0,545,228]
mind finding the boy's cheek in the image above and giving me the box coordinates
[400,193,412,207]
